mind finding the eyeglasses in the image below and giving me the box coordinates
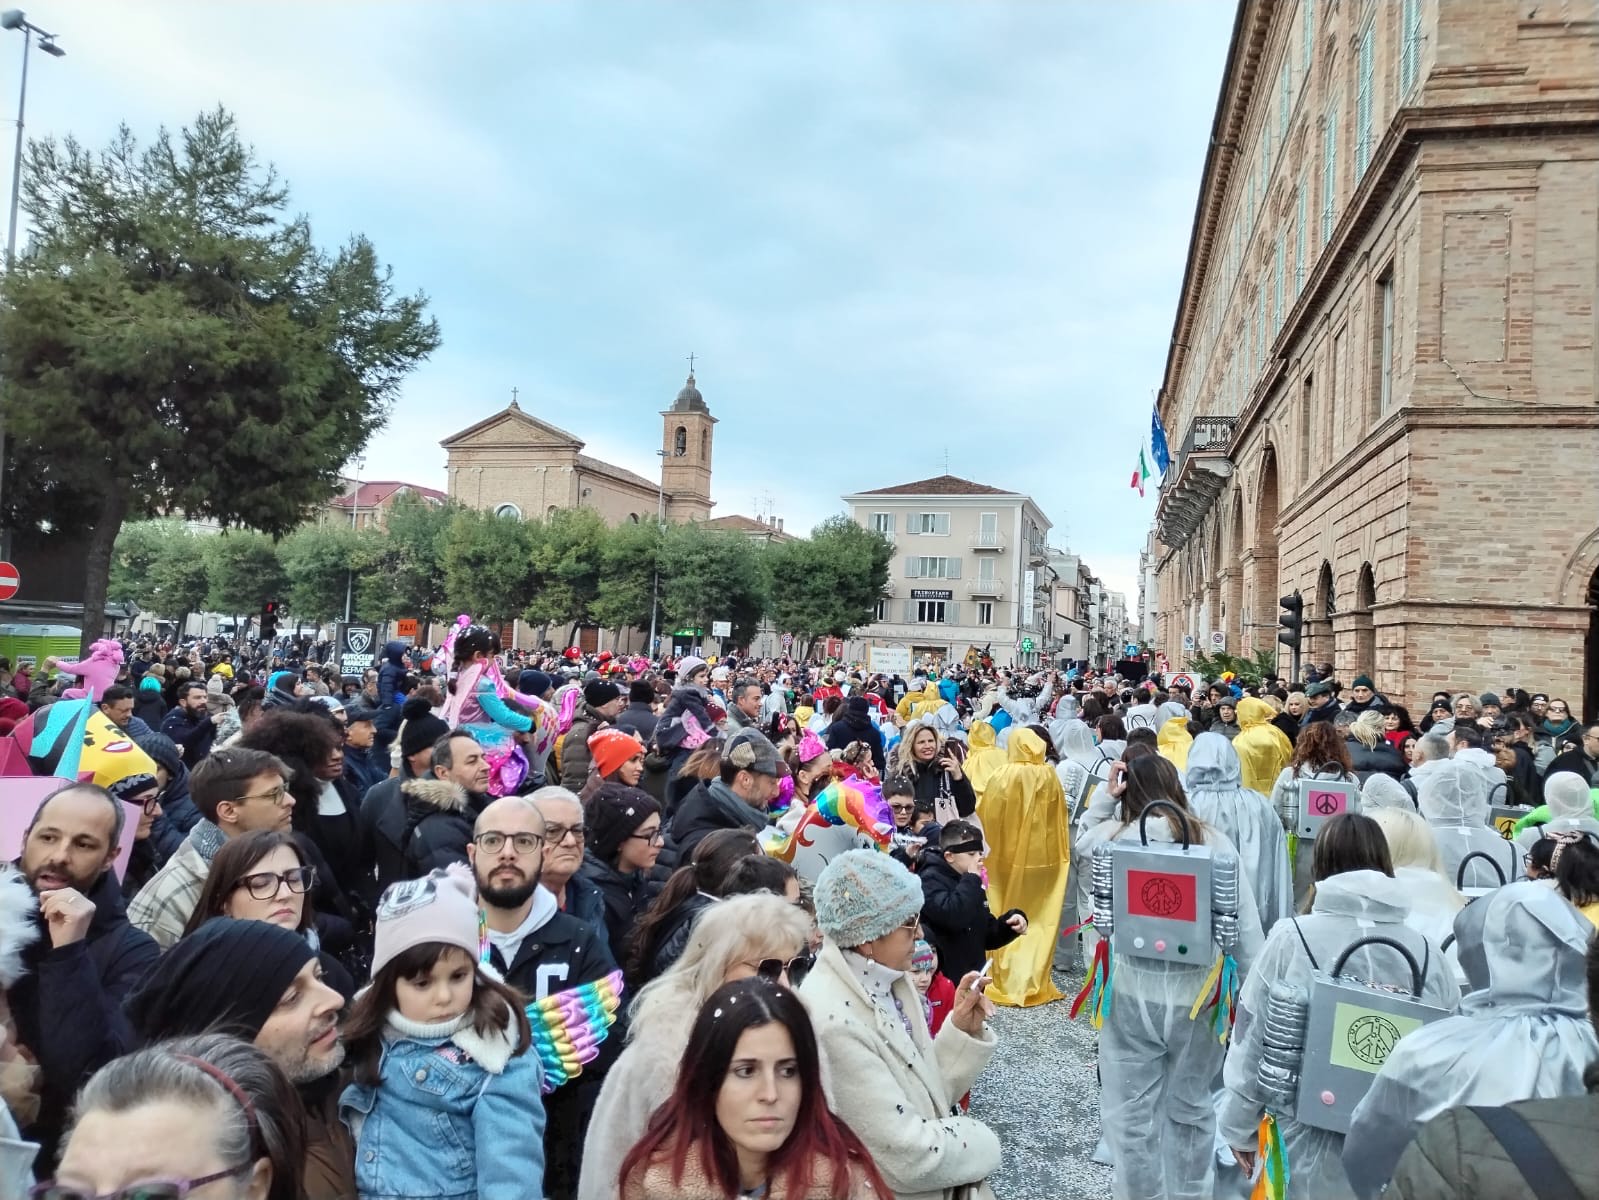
[888,800,916,812]
[898,914,923,935]
[473,831,545,856]
[31,1163,253,1200]
[1550,704,1569,713]
[752,953,815,987]
[135,793,161,816]
[234,866,316,900]
[544,824,587,845]
[625,827,665,845]
[237,783,290,806]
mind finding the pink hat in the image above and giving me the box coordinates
[372,864,480,977]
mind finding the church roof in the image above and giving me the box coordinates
[854,474,1015,497]
[704,514,796,541]
[439,402,584,450]
[670,372,709,414]
[574,454,659,493]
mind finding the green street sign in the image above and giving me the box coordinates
[1021,638,1035,652]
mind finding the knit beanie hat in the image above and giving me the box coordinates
[584,680,622,709]
[588,728,644,779]
[676,656,708,683]
[588,785,661,864]
[1479,692,1502,708]
[372,864,480,977]
[126,918,315,1043]
[911,938,937,972]
[518,669,553,698]
[814,849,923,947]
[399,696,450,760]
[1352,675,1375,690]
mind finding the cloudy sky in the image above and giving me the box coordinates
[15,1,1234,600]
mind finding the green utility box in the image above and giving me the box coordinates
[0,624,83,671]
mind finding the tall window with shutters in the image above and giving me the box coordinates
[1273,238,1285,335]
[1279,59,1292,138]
[1303,0,1315,74]
[1321,104,1339,244]
[1376,270,1395,415]
[914,512,950,536]
[1400,0,1422,95]
[1295,180,1307,291]
[1355,22,1374,179]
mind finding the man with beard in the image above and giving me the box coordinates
[124,917,353,1198]
[11,783,160,1168]
[470,795,619,1200]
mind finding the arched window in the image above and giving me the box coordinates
[493,503,522,520]
[673,426,687,457]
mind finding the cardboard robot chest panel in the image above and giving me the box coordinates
[1112,841,1212,962]
[1295,973,1450,1135]
[1295,778,1361,839]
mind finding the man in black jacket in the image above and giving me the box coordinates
[471,795,620,1200]
[613,679,658,744]
[160,680,218,767]
[656,727,781,874]
[1548,724,1599,786]
[13,783,161,1168]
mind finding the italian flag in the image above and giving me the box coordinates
[1131,448,1149,498]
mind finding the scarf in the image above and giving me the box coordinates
[704,779,770,834]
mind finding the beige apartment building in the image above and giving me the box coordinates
[843,475,1055,670]
[1150,0,1599,713]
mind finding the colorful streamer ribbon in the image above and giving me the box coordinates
[526,969,625,1094]
[1069,937,1113,1028]
[1189,951,1241,1044]
[1251,1112,1289,1200]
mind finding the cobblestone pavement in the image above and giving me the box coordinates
[969,969,1112,1200]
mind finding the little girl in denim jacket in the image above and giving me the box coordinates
[341,864,545,1200]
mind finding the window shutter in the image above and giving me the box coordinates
[905,556,921,579]
[948,557,962,580]
[947,602,960,625]
[887,512,897,533]
[903,600,915,623]
[936,513,950,535]
[1355,24,1374,178]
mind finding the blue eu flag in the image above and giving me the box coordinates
[1150,407,1172,475]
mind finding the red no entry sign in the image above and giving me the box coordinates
[0,561,18,601]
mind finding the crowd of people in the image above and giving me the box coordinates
[2,627,1597,1198]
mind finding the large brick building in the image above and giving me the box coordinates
[1150,0,1599,716]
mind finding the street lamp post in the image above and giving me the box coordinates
[343,457,364,623]
[0,10,62,551]
[646,449,668,658]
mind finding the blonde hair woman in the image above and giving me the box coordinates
[892,719,975,823]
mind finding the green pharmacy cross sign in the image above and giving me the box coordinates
[1020,638,1035,653]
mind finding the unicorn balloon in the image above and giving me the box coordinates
[762,779,894,883]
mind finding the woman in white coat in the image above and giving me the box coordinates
[801,849,1003,1200]
[578,893,813,1200]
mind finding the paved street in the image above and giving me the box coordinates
[970,969,1112,1199]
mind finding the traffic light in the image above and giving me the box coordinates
[1277,590,1303,652]
[260,599,279,642]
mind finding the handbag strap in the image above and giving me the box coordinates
[1468,1105,1582,1200]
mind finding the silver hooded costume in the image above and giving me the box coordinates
[1360,773,1415,813]
[1217,870,1460,1199]
[1084,811,1264,1200]
[1414,757,1519,891]
[1341,881,1598,1199]
[1184,732,1292,935]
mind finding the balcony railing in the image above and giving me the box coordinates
[969,530,1006,551]
[1155,415,1237,549]
[966,578,1005,598]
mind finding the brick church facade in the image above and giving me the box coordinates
[1151,0,1599,714]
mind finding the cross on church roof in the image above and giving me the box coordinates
[510,386,519,409]
[686,352,696,374]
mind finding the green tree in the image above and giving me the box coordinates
[767,517,893,661]
[525,507,606,645]
[358,493,456,630]
[108,519,211,632]
[205,531,286,634]
[659,524,770,647]
[0,108,439,651]
[591,519,663,637]
[278,524,362,626]
[1183,647,1280,686]
[442,509,539,624]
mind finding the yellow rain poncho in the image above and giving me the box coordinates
[977,727,1069,1007]
[1157,716,1193,772]
[964,719,1007,799]
[1233,696,1292,796]
[896,682,942,722]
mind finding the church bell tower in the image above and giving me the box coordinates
[660,364,715,522]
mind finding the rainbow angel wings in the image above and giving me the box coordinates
[526,969,625,1094]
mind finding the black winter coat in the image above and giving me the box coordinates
[132,688,167,730]
[1548,748,1599,786]
[825,709,886,773]
[917,851,1021,986]
[613,701,658,745]
[484,908,620,1200]
[1346,736,1407,783]
[655,779,766,877]
[579,852,659,966]
[11,869,160,1167]
[1270,711,1300,745]
[360,777,479,895]
[907,759,977,818]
